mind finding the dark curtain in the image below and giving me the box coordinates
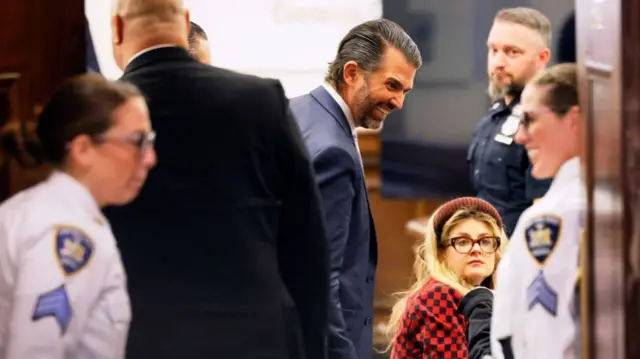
[86,17,101,74]
[557,12,576,63]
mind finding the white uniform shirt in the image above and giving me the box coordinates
[0,171,131,359]
[491,157,585,359]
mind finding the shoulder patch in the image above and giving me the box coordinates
[55,226,94,277]
[525,214,562,266]
[527,273,558,316]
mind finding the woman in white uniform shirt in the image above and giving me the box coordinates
[490,63,584,359]
[0,74,156,359]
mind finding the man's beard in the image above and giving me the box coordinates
[352,83,384,130]
[487,73,525,101]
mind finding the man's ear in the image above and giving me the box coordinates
[111,15,124,45]
[342,61,360,87]
[538,47,551,68]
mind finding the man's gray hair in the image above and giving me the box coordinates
[494,7,552,48]
[325,19,422,90]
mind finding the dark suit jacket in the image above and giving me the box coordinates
[289,86,377,359]
[105,47,329,359]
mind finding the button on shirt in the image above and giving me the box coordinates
[468,98,552,235]
[0,171,130,359]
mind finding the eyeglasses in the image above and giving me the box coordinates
[446,236,500,254]
[512,107,557,130]
[95,130,156,152]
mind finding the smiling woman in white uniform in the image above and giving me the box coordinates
[0,74,157,359]
[490,63,584,359]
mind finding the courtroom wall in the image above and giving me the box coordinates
[85,0,382,98]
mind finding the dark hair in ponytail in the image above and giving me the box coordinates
[0,74,142,168]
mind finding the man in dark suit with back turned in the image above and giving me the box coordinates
[105,0,329,358]
[290,19,421,359]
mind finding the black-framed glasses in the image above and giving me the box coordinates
[447,236,500,254]
[95,130,156,152]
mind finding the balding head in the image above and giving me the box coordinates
[113,0,183,19]
[111,0,191,70]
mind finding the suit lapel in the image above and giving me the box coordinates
[311,87,364,176]
[309,88,378,263]
[310,86,352,139]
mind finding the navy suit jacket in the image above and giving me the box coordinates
[290,86,378,359]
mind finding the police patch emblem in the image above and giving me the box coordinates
[55,226,94,277]
[525,215,562,265]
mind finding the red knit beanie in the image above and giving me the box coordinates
[432,197,503,236]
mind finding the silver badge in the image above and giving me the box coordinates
[494,133,513,145]
[501,116,521,136]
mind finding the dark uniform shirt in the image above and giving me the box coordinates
[467,98,551,235]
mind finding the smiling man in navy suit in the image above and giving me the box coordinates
[290,19,421,359]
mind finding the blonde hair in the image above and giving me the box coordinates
[495,7,552,48]
[383,207,508,350]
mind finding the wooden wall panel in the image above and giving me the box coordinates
[0,0,85,199]
[577,0,640,357]
[28,0,86,107]
[358,130,445,347]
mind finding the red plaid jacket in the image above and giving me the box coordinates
[391,278,469,358]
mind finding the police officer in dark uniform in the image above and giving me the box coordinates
[469,7,554,235]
